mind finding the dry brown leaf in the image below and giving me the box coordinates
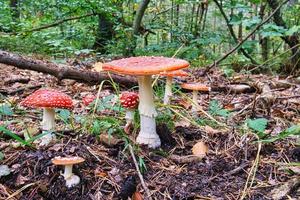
[174,119,191,127]
[204,125,221,135]
[132,191,143,200]
[93,62,103,72]
[99,133,121,146]
[192,141,208,158]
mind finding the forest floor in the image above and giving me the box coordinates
[0,62,299,200]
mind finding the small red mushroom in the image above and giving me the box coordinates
[21,89,73,146]
[120,92,139,133]
[82,94,96,106]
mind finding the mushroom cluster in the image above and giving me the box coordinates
[103,56,189,148]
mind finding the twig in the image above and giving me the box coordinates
[128,144,152,200]
[6,182,36,200]
[239,134,262,200]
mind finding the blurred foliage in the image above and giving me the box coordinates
[0,0,299,72]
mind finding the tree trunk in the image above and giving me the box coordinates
[0,50,137,87]
[213,0,258,65]
[267,0,300,73]
[259,4,269,62]
[10,0,19,21]
[93,13,114,53]
[126,0,151,56]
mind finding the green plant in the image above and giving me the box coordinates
[209,100,230,118]
[259,125,300,143]
[246,118,268,139]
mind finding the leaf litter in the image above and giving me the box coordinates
[0,63,299,199]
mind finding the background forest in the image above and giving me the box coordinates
[0,0,300,199]
[0,0,299,75]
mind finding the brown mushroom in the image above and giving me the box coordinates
[52,156,85,188]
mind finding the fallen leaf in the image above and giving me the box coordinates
[192,141,208,158]
[174,119,191,127]
[204,125,221,135]
[99,133,122,146]
[93,62,103,72]
[132,191,143,200]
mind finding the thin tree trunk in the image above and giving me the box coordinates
[10,0,19,21]
[259,4,269,61]
[127,0,151,55]
[213,0,258,65]
[267,0,300,73]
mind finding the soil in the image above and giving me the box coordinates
[0,63,299,200]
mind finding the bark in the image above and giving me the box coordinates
[133,0,151,35]
[0,50,137,87]
[267,0,300,73]
[10,0,19,21]
[93,13,114,53]
[259,4,269,62]
[126,0,151,55]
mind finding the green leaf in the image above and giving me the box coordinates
[0,152,4,161]
[246,118,268,133]
[0,104,13,116]
[285,25,300,36]
[57,109,71,124]
[260,125,300,143]
[209,100,230,117]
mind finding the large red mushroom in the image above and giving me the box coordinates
[103,56,189,148]
[21,89,73,146]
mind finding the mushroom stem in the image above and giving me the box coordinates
[63,164,73,179]
[192,90,199,113]
[136,76,161,148]
[42,108,56,131]
[39,108,56,146]
[163,76,173,105]
[63,164,80,188]
[125,110,134,126]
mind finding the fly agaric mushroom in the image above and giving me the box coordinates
[160,70,189,105]
[181,83,210,113]
[120,92,139,131]
[52,156,85,188]
[21,89,73,146]
[103,56,189,148]
[82,94,96,106]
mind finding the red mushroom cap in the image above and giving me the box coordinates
[160,70,189,77]
[120,92,139,109]
[181,83,211,92]
[82,94,96,106]
[103,56,189,75]
[21,89,73,109]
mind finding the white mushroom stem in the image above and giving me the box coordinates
[63,164,80,188]
[42,108,55,130]
[39,108,56,146]
[163,76,173,105]
[192,90,199,113]
[136,76,161,148]
[125,109,134,126]
[63,164,74,179]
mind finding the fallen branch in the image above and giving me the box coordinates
[0,50,137,87]
[25,13,96,33]
[203,0,289,75]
